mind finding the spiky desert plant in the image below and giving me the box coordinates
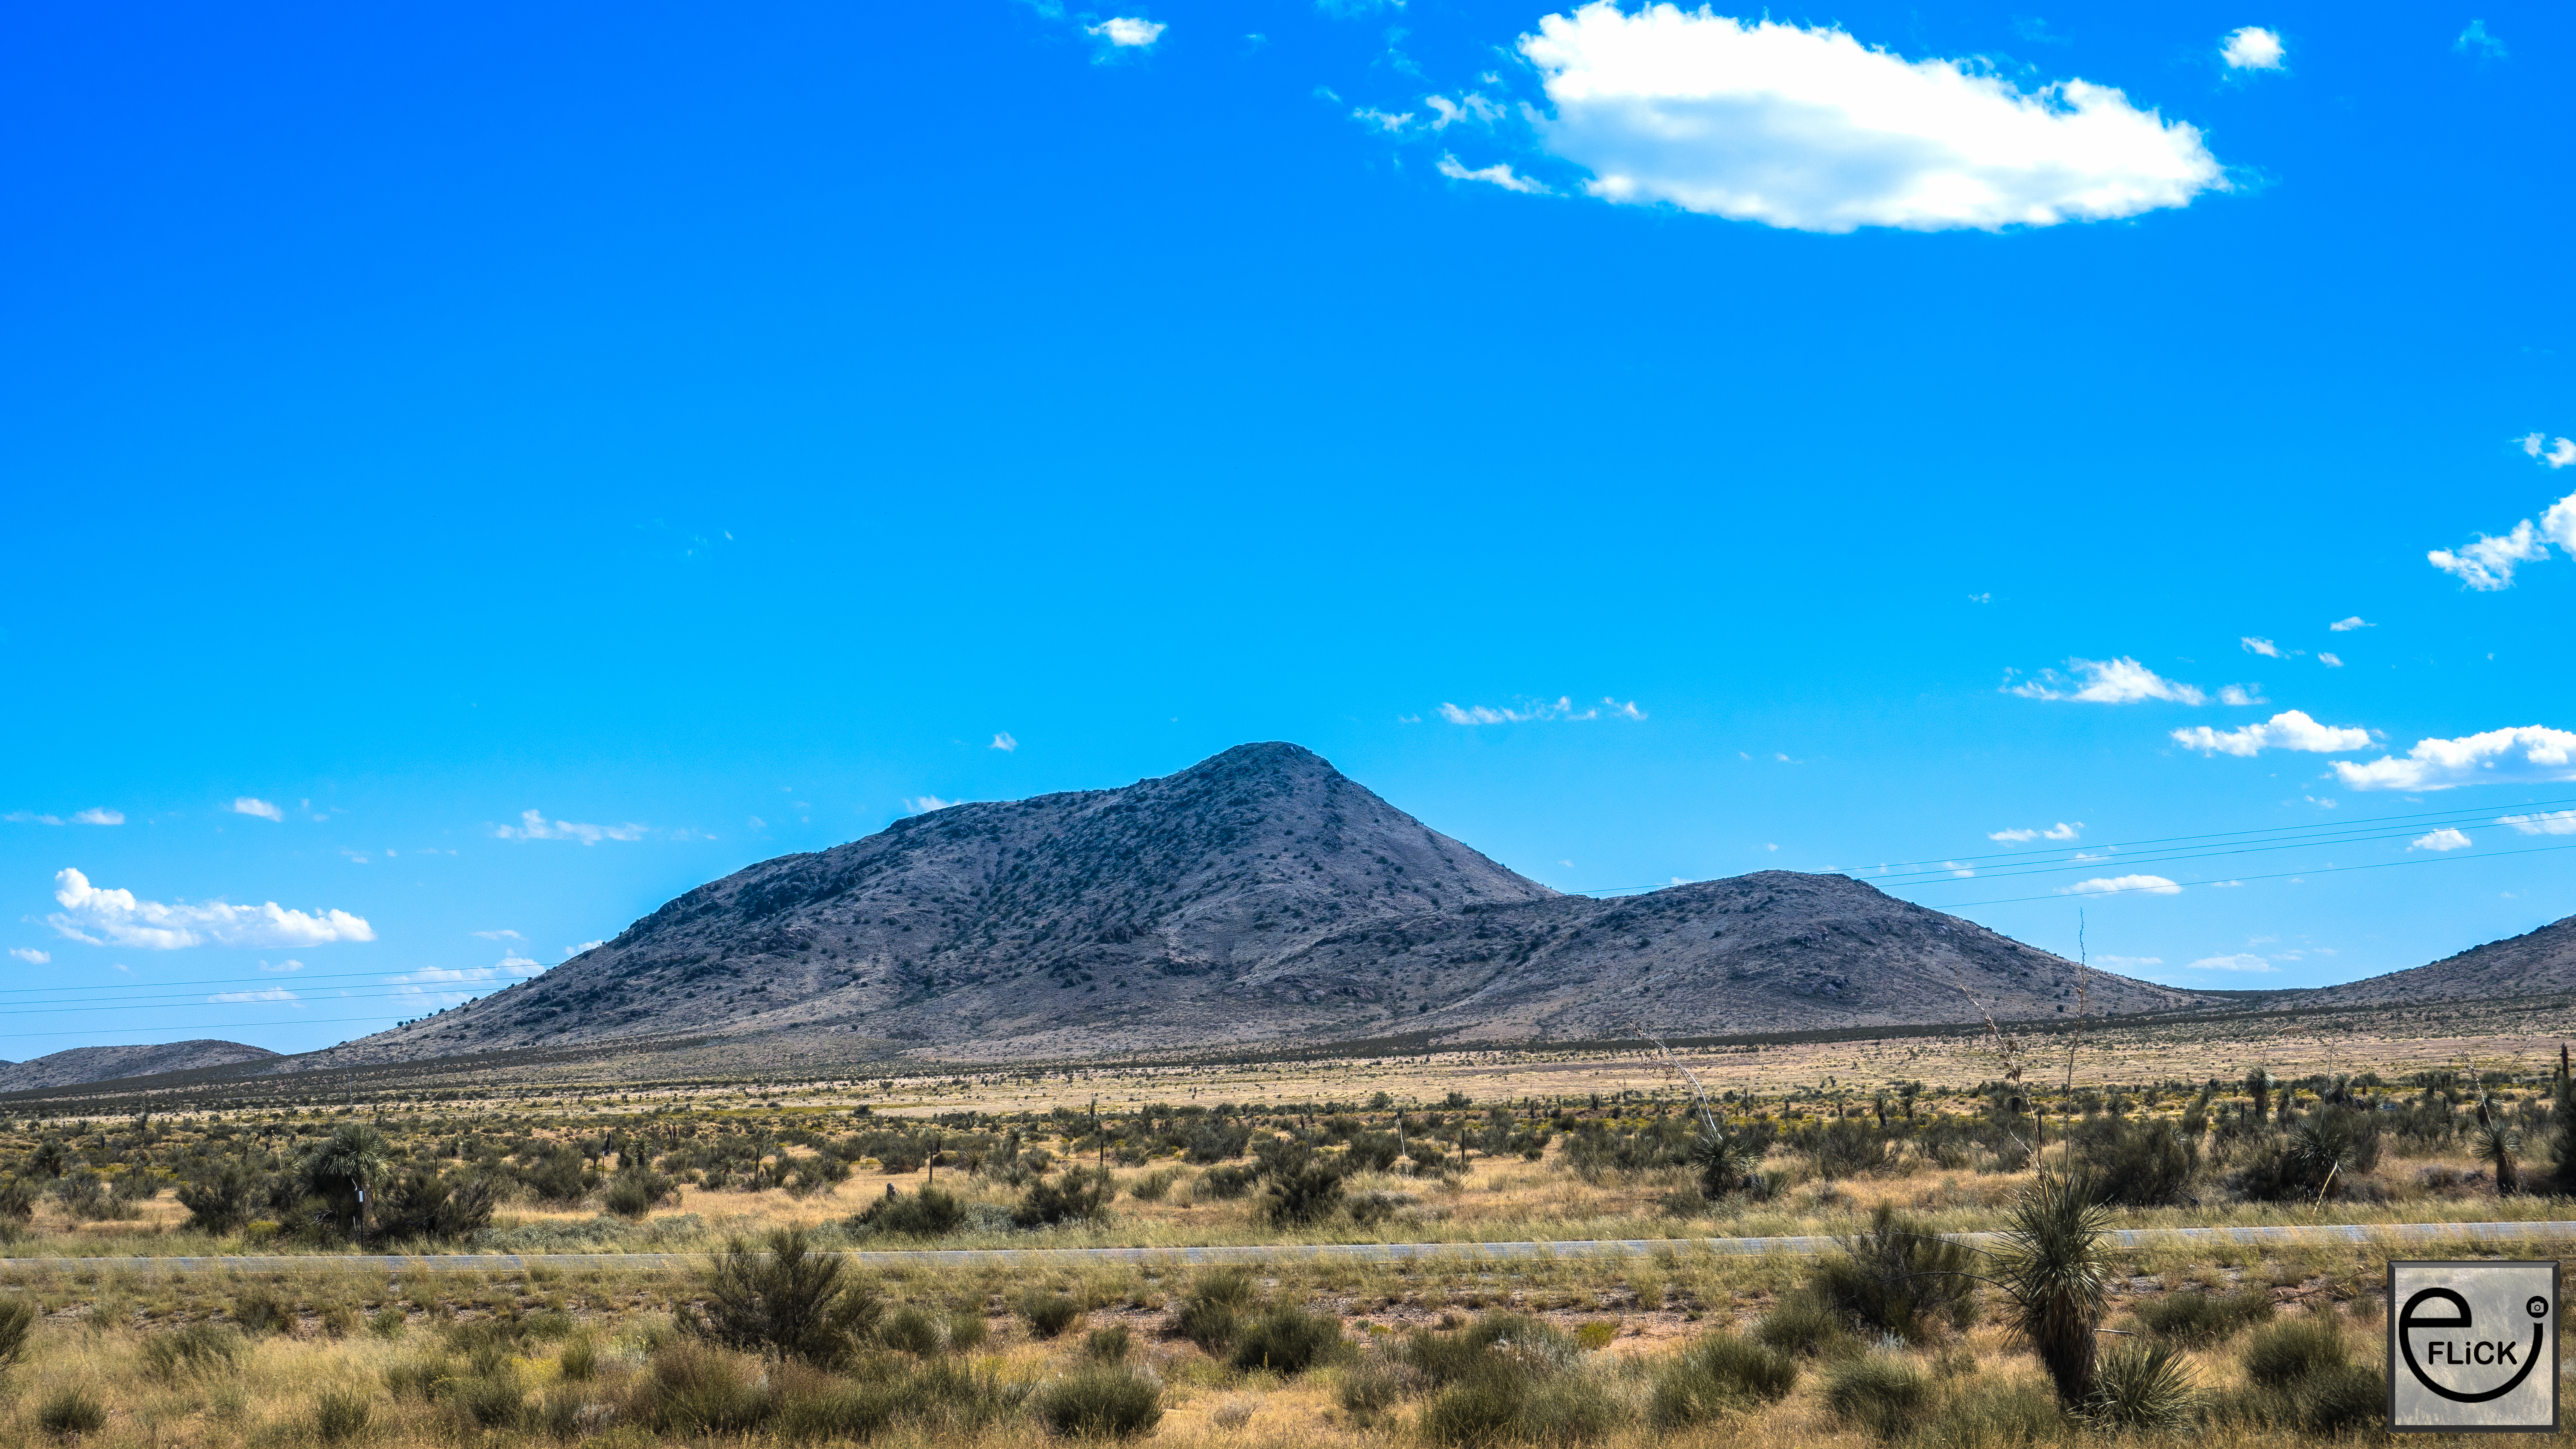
[2470,1120,2524,1196]
[2243,1068,2274,1124]
[1996,1169,2111,1407]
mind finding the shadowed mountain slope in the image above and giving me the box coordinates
[319,743,2215,1064]
[2267,912,2576,1012]
[0,1040,279,1092]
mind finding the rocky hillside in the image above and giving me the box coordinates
[322,743,2214,1064]
[2266,912,2576,1011]
[0,1040,279,1093]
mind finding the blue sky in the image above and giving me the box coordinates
[2,0,2570,1056]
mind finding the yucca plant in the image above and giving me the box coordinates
[2470,1121,2524,1195]
[1996,1169,2111,1407]
[2086,1340,2197,1430]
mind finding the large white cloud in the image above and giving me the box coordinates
[1513,3,2225,233]
[2332,725,2576,791]
[46,867,376,950]
[2219,27,2285,70]
[2428,519,2549,590]
[2170,709,2371,758]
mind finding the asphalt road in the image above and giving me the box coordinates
[5,1220,2572,1274]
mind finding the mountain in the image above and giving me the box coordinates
[0,1040,279,1093]
[2266,912,2576,1011]
[325,743,2212,1064]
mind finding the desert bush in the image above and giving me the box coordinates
[853,1185,965,1238]
[1338,1357,1403,1416]
[373,1167,500,1243]
[142,1322,246,1379]
[232,1287,294,1336]
[559,1336,598,1380]
[2071,1116,2199,1207]
[1996,1170,2110,1407]
[1917,1377,2067,1449]
[2136,1287,2272,1344]
[1755,1294,1859,1359]
[37,1386,107,1438]
[1127,1167,1182,1202]
[603,1166,674,1220]
[1020,1289,1082,1338]
[1174,1267,1255,1351]
[2084,1340,2196,1431]
[1084,1324,1132,1361]
[679,1227,882,1366]
[313,1387,374,1443]
[454,1368,527,1429]
[1197,1164,1258,1200]
[1812,1119,1886,1179]
[176,1162,261,1235]
[0,1295,39,1371]
[1033,1364,1163,1438]
[386,1354,452,1400]
[2242,1316,2348,1387]
[1826,1355,1933,1438]
[1229,1303,1345,1374]
[1016,1168,1113,1228]
[1260,1159,1348,1226]
[1692,1127,1762,1200]
[1419,1358,1620,1446]
[949,1311,989,1351]
[631,1341,769,1434]
[880,1304,945,1356]
[368,1307,407,1338]
[1649,1331,1801,1426]
[1810,1202,1978,1342]
[2471,1121,2525,1195]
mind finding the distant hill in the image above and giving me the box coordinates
[316,743,2214,1066]
[2267,913,2576,1012]
[0,1040,279,1092]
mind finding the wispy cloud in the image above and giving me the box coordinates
[2095,954,2162,969]
[70,808,125,825]
[2429,518,2549,590]
[2332,725,2576,791]
[1437,154,1548,193]
[990,732,1019,753]
[2500,810,2576,836]
[2185,952,2275,972]
[259,958,304,973]
[2061,874,2182,896]
[46,867,376,950]
[2006,658,2226,705]
[493,809,647,845]
[2328,616,2372,632]
[2239,637,2284,658]
[2219,26,2284,70]
[1088,15,1164,46]
[565,940,605,959]
[1988,822,2083,843]
[1513,4,2224,233]
[905,795,962,813]
[209,986,299,1004]
[2523,433,2575,468]
[2409,828,2473,852]
[231,797,285,822]
[1436,695,1645,724]
[2318,652,2343,668]
[2170,709,2371,758]
[472,929,522,941]
[2455,19,2506,58]
[6,808,124,826]
[8,948,48,965]
[499,953,544,976]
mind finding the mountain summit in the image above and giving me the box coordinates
[337,743,2206,1062]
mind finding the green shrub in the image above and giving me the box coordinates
[1084,1324,1132,1361]
[141,1323,246,1380]
[1021,1290,1082,1338]
[1649,1331,1801,1426]
[385,1354,451,1400]
[2071,1116,2199,1207]
[881,1305,945,1357]
[1259,1161,1347,1226]
[2242,1317,2348,1387]
[1198,1164,1257,1200]
[1754,1295,1858,1358]
[2084,1340,2196,1431]
[853,1185,965,1239]
[37,1386,106,1438]
[1825,1355,1933,1439]
[1175,1267,1255,1351]
[634,1342,769,1434]
[1337,1358,1403,1416]
[0,1294,33,1370]
[1127,1168,1182,1203]
[678,1227,882,1367]
[175,1162,261,1235]
[1916,1378,2066,1449]
[232,1287,294,1336]
[313,1387,373,1443]
[1228,1304,1345,1374]
[1996,1170,2110,1407]
[454,1370,526,1429]
[603,1167,674,1220]
[1033,1364,1163,1438]
[533,1387,587,1442]
[559,1336,598,1381]
[949,1311,989,1351]
[1419,1361,1619,1446]
[2136,1287,2272,1344]
[1015,1169,1113,1228]
[366,1307,407,1338]
[1810,1203,1979,1342]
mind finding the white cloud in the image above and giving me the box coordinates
[2044,822,2082,841]
[2216,684,2267,706]
[1426,93,1505,129]
[2095,954,2162,969]
[1088,16,1164,46]
[1514,3,2225,233]
[2008,657,2207,705]
[70,808,124,826]
[231,797,285,822]
[2318,652,2343,668]
[2333,725,2576,791]
[1988,827,2038,843]
[6,809,122,826]
[905,795,962,813]
[2455,20,2506,58]
[1437,154,1548,193]
[2546,494,2576,554]
[2500,810,2576,835]
[1988,822,2082,843]
[1354,106,1415,131]
[472,928,522,940]
[2062,874,2182,896]
[499,953,544,976]
[493,809,647,845]
[3,812,63,825]
[2219,26,2284,70]
[2524,434,2576,469]
[209,987,299,1004]
[8,948,49,965]
[2328,616,2372,632]
[2409,828,2473,852]
[2186,952,2275,972]
[2170,709,2371,758]
[990,731,1019,753]
[2240,636,2283,658]
[1437,695,1644,724]
[2428,518,2548,590]
[565,940,606,958]
[260,958,304,973]
[46,867,376,950]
